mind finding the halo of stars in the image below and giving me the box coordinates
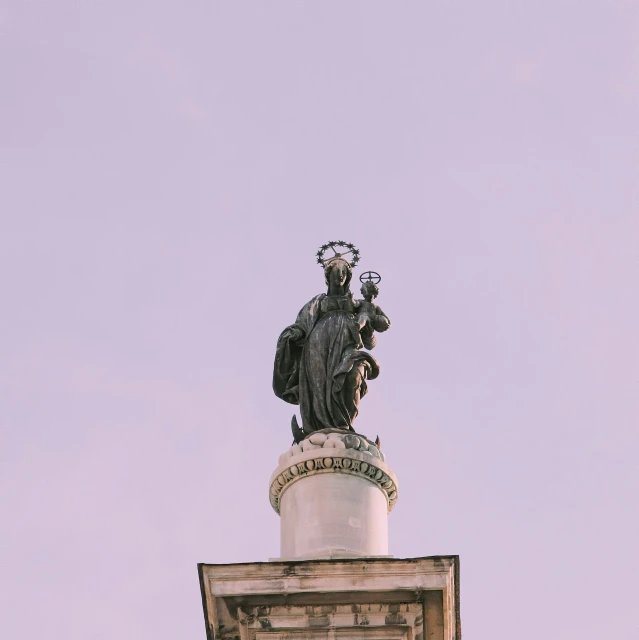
[315,241,360,269]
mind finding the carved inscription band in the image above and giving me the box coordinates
[269,451,398,514]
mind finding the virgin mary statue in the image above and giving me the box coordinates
[273,243,390,442]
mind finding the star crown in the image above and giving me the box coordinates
[315,240,360,269]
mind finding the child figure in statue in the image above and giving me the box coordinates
[273,241,392,442]
[356,280,390,350]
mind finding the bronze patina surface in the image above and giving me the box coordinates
[273,242,391,443]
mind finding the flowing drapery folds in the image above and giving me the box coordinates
[273,293,380,437]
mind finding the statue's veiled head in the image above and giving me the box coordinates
[324,257,352,289]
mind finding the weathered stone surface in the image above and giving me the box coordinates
[280,472,388,559]
[269,442,399,561]
[343,434,361,449]
[270,427,397,560]
[283,430,382,461]
[198,556,461,640]
[367,444,381,458]
[270,447,398,516]
[309,432,328,445]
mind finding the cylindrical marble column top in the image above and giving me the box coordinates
[269,429,398,560]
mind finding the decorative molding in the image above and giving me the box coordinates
[269,449,398,514]
[198,556,461,640]
[202,557,457,587]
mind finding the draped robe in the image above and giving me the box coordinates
[273,293,380,436]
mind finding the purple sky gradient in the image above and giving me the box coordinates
[2,2,638,639]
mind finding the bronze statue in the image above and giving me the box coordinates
[273,242,391,442]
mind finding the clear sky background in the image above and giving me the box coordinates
[2,2,638,639]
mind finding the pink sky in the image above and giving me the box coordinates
[1,3,638,639]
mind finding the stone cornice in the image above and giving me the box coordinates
[201,556,456,590]
[198,556,462,640]
[269,448,399,515]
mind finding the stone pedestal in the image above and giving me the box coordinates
[197,429,462,640]
[269,430,398,560]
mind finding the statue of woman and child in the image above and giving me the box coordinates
[273,241,391,443]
